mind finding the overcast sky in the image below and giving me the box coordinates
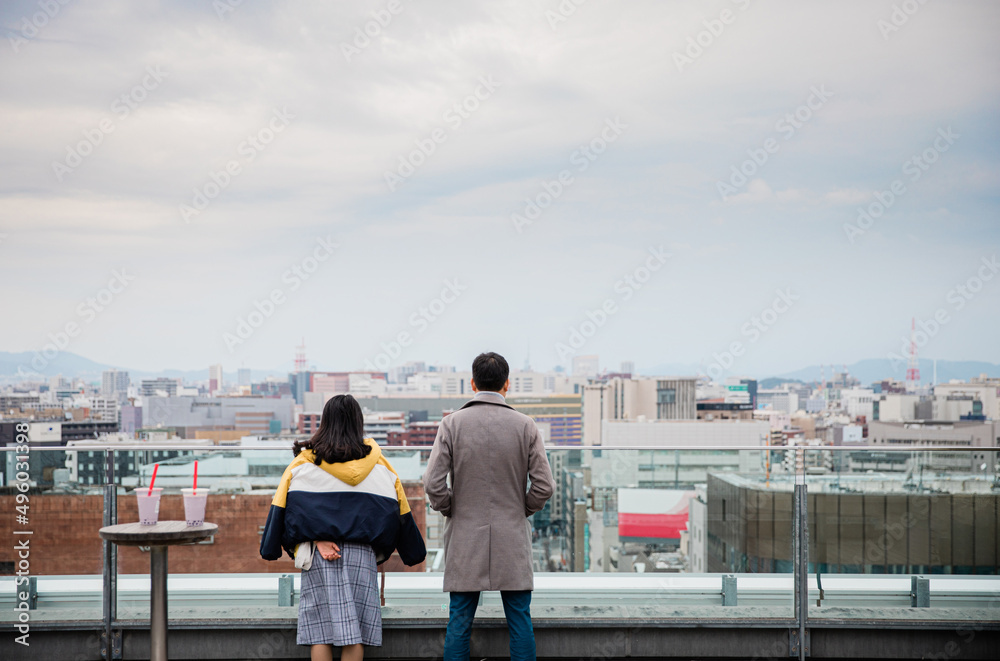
[1,0,998,378]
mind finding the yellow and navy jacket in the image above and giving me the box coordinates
[259,439,426,566]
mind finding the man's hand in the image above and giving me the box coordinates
[316,540,341,561]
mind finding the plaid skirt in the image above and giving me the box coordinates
[297,542,382,647]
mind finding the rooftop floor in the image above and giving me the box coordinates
[3,574,998,659]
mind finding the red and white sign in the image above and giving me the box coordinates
[617,488,695,541]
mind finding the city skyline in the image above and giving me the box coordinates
[2,2,998,378]
[3,348,999,388]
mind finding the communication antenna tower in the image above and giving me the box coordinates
[905,318,920,390]
[295,338,307,373]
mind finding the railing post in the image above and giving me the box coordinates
[722,574,737,606]
[278,574,294,607]
[101,448,118,660]
[26,576,37,609]
[910,575,930,608]
[792,456,809,660]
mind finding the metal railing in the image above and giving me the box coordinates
[2,443,998,661]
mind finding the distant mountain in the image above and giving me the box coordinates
[3,350,997,388]
[0,351,286,383]
[0,351,114,381]
[639,357,1000,385]
[772,359,1000,385]
[758,376,805,389]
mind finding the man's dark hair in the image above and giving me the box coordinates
[293,394,371,464]
[472,352,509,392]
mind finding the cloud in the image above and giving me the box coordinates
[1,0,999,372]
[822,188,871,206]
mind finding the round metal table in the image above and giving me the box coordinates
[99,521,218,661]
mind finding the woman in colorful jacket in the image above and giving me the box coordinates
[260,394,426,661]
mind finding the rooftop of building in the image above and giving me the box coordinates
[711,471,999,495]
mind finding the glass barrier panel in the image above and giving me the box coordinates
[804,447,1000,620]
[93,445,798,619]
[33,444,1000,623]
[0,446,106,625]
[517,448,796,617]
[112,447,293,619]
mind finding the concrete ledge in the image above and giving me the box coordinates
[4,603,998,627]
[3,611,999,660]
[5,625,1000,660]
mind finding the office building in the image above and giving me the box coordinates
[289,371,310,405]
[298,412,321,435]
[89,396,119,423]
[142,396,294,437]
[601,418,768,448]
[500,395,581,445]
[389,362,426,384]
[101,369,130,399]
[873,393,920,422]
[706,472,1000,574]
[363,411,406,443]
[583,377,697,445]
[60,420,119,441]
[572,355,599,377]
[120,404,142,437]
[141,378,178,398]
[0,393,41,414]
[386,421,440,447]
[756,388,799,414]
[253,380,292,398]
[697,401,754,420]
[839,387,875,420]
[63,434,213,486]
[235,411,275,435]
[864,420,998,475]
[933,376,1000,420]
[309,371,387,394]
[687,485,708,573]
[209,364,224,393]
[354,396,468,421]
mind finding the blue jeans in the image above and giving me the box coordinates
[443,590,535,661]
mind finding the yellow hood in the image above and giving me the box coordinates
[296,438,382,486]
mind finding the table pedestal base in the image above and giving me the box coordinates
[98,522,217,661]
[150,545,168,661]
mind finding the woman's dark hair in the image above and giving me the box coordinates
[472,351,509,392]
[293,394,371,464]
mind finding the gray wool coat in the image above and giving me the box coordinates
[423,391,554,592]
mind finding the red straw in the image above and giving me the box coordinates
[148,463,159,496]
[193,460,198,495]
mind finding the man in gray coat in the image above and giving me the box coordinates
[423,352,554,661]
